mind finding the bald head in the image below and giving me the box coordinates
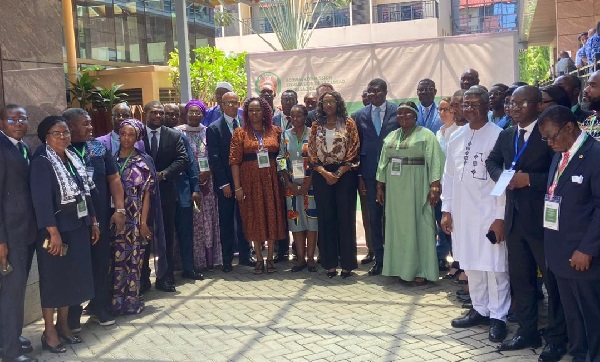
[553,75,581,106]
[460,69,480,90]
[111,102,131,131]
[221,92,240,118]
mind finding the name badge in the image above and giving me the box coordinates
[490,169,515,196]
[257,150,270,169]
[390,158,402,176]
[77,200,89,219]
[198,157,210,172]
[86,167,95,179]
[292,159,305,179]
[543,194,561,231]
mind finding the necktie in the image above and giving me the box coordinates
[232,119,239,130]
[549,151,570,196]
[285,116,292,130]
[374,107,382,136]
[17,142,27,160]
[150,130,158,158]
[517,129,526,152]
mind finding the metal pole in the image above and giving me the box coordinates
[175,0,192,103]
[62,0,78,86]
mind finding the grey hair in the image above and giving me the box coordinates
[464,86,489,103]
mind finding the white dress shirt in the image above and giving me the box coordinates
[517,120,537,142]
[146,125,162,147]
[370,102,386,127]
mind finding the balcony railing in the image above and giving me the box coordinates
[373,1,438,24]
[241,8,350,35]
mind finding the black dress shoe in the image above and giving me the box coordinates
[340,270,352,279]
[155,279,176,292]
[222,264,233,273]
[451,309,490,328]
[0,345,34,358]
[3,355,38,362]
[489,319,507,342]
[498,334,542,351]
[238,258,255,267]
[461,302,473,309]
[360,252,374,265]
[457,294,472,303]
[181,270,204,280]
[326,270,337,278]
[274,254,289,263]
[19,336,31,347]
[368,264,382,276]
[538,343,567,362]
[456,290,469,296]
[291,263,307,272]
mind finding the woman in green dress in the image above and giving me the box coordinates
[375,101,444,286]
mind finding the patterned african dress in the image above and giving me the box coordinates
[581,113,600,141]
[176,124,223,269]
[276,127,318,232]
[111,151,155,315]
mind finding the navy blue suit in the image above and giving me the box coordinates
[354,102,398,264]
[206,116,250,267]
[544,134,600,361]
[0,133,36,359]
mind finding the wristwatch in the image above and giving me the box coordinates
[115,209,126,215]
[430,186,441,192]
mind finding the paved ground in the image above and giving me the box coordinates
[23,260,556,362]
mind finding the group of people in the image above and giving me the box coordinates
[1,67,600,362]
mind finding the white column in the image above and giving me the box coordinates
[174,0,192,103]
[369,0,373,24]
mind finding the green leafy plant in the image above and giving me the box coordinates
[68,71,99,110]
[168,46,247,102]
[519,46,551,85]
[216,0,351,51]
[94,83,128,110]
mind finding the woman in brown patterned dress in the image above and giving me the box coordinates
[230,97,286,274]
[308,91,360,279]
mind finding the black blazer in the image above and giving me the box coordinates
[544,135,600,279]
[206,116,234,192]
[353,102,399,179]
[0,133,36,246]
[143,125,188,201]
[485,123,555,239]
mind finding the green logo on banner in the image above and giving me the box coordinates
[255,72,282,95]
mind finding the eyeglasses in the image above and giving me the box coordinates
[112,113,130,119]
[187,110,203,116]
[48,131,71,138]
[223,101,239,107]
[6,117,29,124]
[322,101,337,106]
[416,87,435,93]
[438,107,451,112]
[509,100,538,108]
[397,113,416,118]
[462,102,483,109]
[541,123,568,143]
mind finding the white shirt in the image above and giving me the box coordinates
[436,123,460,155]
[223,114,239,134]
[370,103,386,126]
[517,120,537,142]
[146,126,162,147]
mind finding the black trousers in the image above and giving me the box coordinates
[175,205,195,272]
[312,166,358,271]
[0,243,28,358]
[507,211,566,343]
[217,190,250,266]
[555,276,600,362]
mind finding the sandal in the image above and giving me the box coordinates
[410,278,428,287]
[254,260,265,275]
[442,268,461,279]
[266,259,277,273]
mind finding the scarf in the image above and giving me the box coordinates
[43,145,95,205]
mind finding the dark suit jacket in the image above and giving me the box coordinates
[206,116,234,192]
[544,135,600,279]
[0,133,36,247]
[486,123,555,239]
[573,104,593,124]
[353,102,399,179]
[143,125,188,202]
[306,109,317,127]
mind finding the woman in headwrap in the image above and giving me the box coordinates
[375,101,444,286]
[30,116,100,353]
[110,118,164,315]
[176,100,222,271]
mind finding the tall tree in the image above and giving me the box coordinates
[216,0,351,51]
[519,46,551,85]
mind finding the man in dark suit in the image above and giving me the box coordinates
[486,86,567,361]
[538,105,600,362]
[354,78,398,275]
[206,92,253,272]
[0,104,37,362]
[142,101,189,292]
[553,75,592,123]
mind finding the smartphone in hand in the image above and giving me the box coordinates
[486,231,497,244]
